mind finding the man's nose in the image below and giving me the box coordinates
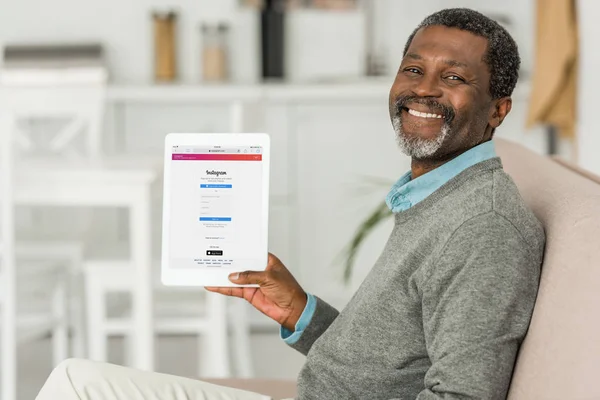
[411,74,443,98]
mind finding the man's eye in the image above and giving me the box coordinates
[404,68,421,74]
[445,75,465,82]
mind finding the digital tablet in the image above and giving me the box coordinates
[161,133,270,287]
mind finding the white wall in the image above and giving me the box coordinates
[577,0,600,174]
[0,0,536,83]
[0,0,238,83]
[374,0,535,78]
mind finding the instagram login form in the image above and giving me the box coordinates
[170,145,264,269]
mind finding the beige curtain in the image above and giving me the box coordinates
[526,0,578,139]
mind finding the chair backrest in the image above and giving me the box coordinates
[0,69,107,162]
[495,139,600,399]
[0,111,16,263]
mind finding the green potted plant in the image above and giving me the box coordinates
[337,194,393,284]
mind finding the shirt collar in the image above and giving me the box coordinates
[386,140,497,213]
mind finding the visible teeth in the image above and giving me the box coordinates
[408,108,442,119]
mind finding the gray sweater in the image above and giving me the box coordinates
[291,158,545,399]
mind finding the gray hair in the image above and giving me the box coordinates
[403,8,521,99]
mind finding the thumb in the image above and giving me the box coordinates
[229,270,267,285]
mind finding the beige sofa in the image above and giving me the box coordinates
[207,138,600,399]
[498,139,600,399]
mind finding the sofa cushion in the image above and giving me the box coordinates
[496,139,600,399]
[202,378,296,400]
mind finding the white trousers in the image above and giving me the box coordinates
[36,359,276,400]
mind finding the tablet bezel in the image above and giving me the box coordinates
[161,133,270,287]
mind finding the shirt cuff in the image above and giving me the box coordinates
[280,293,317,345]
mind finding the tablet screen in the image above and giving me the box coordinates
[168,144,265,271]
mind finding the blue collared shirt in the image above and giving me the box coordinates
[386,140,497,212]
[281,140,498,344]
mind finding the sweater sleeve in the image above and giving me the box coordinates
[416,212,542,400]
[287,295,339,356]
[280,293,318,345]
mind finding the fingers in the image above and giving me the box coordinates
[205,286,259,305]
[228,270,268,285]
[267,253,289,271]
[241,287,259,303]
[267,253,281,266]
[204,286,244,298]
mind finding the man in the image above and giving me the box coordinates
[37,8,544,400]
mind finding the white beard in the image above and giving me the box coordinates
[392,115,450,159]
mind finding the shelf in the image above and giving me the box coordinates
[107,78,531,103]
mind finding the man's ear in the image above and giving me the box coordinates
[488,97,512,129]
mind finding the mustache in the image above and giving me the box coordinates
[394,95,455,123]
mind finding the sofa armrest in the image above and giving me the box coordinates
[551,156,600,184]
[202,378,296,400]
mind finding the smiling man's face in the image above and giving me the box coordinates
[389,25,500,160]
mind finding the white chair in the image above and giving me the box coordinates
[0,69,251,377]
[82,101,254,379]
[83,246,253,378]
[0,249,70,363]
[0,258,70,400]
[14,241,86,357]
[0,70,158,374]
[0,119,72,400]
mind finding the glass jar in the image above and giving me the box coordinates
[201,22,229,82]
[153,10,178,82]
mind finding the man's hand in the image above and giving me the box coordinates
[205,253,307,331]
